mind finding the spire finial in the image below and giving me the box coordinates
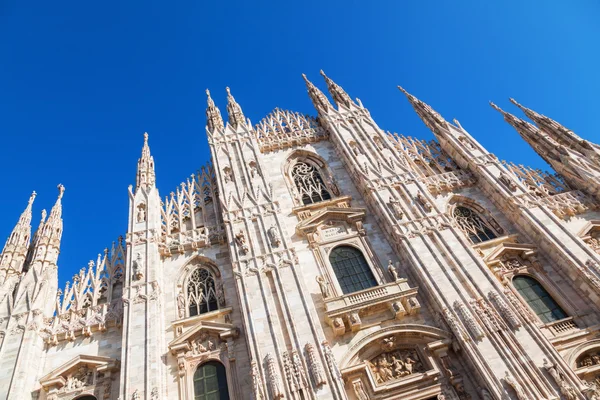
[205,88,224,132]
[136,132,156,191]
[320,70,354,108]
[225,86,245,129]
[398,86,446,128]
[302,73,332,113]
[0,190,38,269]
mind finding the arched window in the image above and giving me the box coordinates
[187,268,219,317]
[75,396,97,400]
[513,276,567,323]
[329,246,378,294]
[194,361,230,400]
[453,206,497,244]
[291,161,332,205]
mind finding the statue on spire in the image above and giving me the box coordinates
[225,87,246,129]
[320,70,354,109]
[206,89,224,132]
[302,73,332,113]
[136,133,156,191]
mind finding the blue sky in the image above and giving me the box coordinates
[1,1,599,287]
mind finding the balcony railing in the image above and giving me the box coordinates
[323,280,420,336]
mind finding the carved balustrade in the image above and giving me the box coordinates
[542,317,579,339]
[324,280,420,336]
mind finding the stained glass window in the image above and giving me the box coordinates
[194,361,230,400]
[513,276,567,324]
[329,246,378,294]
[292,161,332,205]
[453,206,497,244]
[187,268,219,317]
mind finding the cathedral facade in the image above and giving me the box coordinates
[2,71,600,400]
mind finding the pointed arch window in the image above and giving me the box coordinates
[292,161,332,205]
[513,275,567,324]
[187,267,219,317]
[329,246,378,294]
[193,361,230,400]
[453,206,497,244]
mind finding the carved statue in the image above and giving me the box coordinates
[177,289,185,319]
[367,349,424,383]
[504,372,527,400]
[416,192,432,212]
[388,260,399,281]
[235,230,249,254]
[352,380,369,400]
[498,173,518,191]
[132,253,144,281]
[305,342,327,387]
[132,389,140,400]
[479,388,493,400]
[389,198,404,220]
[223,167,233,183]
[136,204,146,223]
[316,275,330,298]
[267,225,281,247]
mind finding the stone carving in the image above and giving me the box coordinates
[416,192,432,212]
[479,388,493,400]
[577,351,600,368]
[304,342,326,387]
[250,360,265,400]
[388,260,399,281]
[503,372,527,400]
[176,288,185,319]
[488,291,521,329]
[367,348,424,384]
[132,253,144,281]
[503,288,535,322]
[470,298,500,333]
[132,389,140,400]
[265,353,284,399]
[136,203,146,223]
[64,365,93,392]
[249,161,259,178]
[316,275,330,298]
[223,166,233,183]
[322,340,341,380]
[442,307,469,342]
[352,380,369,400]
[268,225,281,247]
[499,173,518,191]
[389,198,404,220]
[454,301,485,340]
[150,387,159,400]
[282,349,308,393]
[235,230,249,255]
[587,380,600,400]
[543,359,578,400]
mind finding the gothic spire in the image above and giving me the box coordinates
[490,102,564,162]
[205,89,224,132]
[319,70,354,109]
[0,191,36,271]
[398,86,447,133]
[43,184,65,242]
[136,133,156,191]
[225,87,246,129]
[302,73,332,112]
[509,98,594,151]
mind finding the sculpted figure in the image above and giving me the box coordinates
[388,260,399,281]
[316,275,330,298]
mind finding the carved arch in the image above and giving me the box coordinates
[175,256,224,320]
[283,149,340,206]
[566,339,600,370]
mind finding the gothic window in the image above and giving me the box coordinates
[329,246,378,294]
[513,276,567,324]
[292,161,332,205]
[193,361,230,400]
[187,267,219,317]
[453,206,497,244]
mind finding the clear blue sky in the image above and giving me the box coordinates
[1,1,599,287]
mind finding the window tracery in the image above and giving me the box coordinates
[329,246,377,294]
[452,205,498,244]
[291,161,332,205]
[187,267,219,317]
[513,275,567,324]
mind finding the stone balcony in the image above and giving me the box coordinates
[324,279,420,336]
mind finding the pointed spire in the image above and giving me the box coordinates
[225,87,246,129]
[0,191,37,270]
[302,73,332,112]
[44,184,65,239]
[320,70,354,108]
[205,89,224,132]
[398,86,447,132]
[509,98,589,150]
[136,133,156,191]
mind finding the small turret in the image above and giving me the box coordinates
[206,89,224,132]
[225,87,246,129]
[302,73,332,113]
[320,70,354,109]
[0,191,36,274]
[136,133,156,192]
